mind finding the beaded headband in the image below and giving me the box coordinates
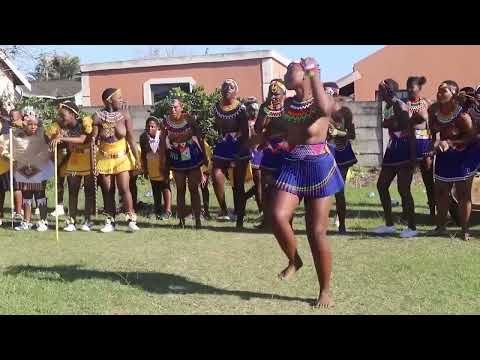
[106,88,121,102]
[59,102,79,116]
[439,83,457,95]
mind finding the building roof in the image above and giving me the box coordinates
[80,50,291,73]
[335,70,362,88]
[19,80,81,99]
[0,54,31,91]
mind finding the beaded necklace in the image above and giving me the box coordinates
[97,110,124,139]
[408,98,427,115]
[214,102,244,120]
[283,98,315,124]
[263,106,284,118]
[435,104,463,125]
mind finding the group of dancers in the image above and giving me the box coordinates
[1,56,480,308]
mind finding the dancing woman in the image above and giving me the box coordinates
[92,88,140,233]
[324,82,357,234]
[164,99,207,229]
[271,58,344,308]
[47,101,95,232]
[254,79,288,229]
[428,81,477,241]
[372,79,418,238]
[212,79,250,228]
[404,77,436,220]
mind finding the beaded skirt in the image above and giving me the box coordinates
[213,133,251,163]
[275,144,344,199]
[332,142,358,169]
[168,138,204,171]
[260,137,289,173]
[434,145,480,182]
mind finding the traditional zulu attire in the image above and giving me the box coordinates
[164,114,204,171]
[275,98,344,198]
[408,98,432,160]
[381,105,412,167]
[329,107,358,169]
[259,105,289,174]
[212,101,251,163]
[431,105,480,182]
[96,110,137,175]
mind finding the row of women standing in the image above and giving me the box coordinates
[373,78,480,241]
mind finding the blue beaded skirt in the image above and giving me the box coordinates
[333,142,358,169]
[213,133,251,162]
[168,139,204,171]
[260,138,288,173]
[251,149,263,169]
[416,138,431,160]
[434,145,480,182]
[382,137,411,166]
[275,145,344,199]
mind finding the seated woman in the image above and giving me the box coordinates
[47,101,95,232]
[92,88,141,233]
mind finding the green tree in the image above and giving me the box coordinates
[150,85,221,146]
[32,53,80,81]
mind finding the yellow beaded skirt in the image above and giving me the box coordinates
[97,138,136,175]
[58,149,69,178]
[65,145,91,177]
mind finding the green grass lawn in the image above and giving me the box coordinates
[1,172,480,314]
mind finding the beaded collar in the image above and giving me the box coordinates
[435,104,463,125]
[283,98,315,124]
[96,110,124,123]
[408,98,428,114]
[263,106,284,118]
[214,102,244,120]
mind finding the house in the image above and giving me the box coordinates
[19,79,82,105]
[337,45,480,101]
[80,50,290,106]
[0,54,31,110]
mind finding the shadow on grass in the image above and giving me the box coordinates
[4,264,313,305]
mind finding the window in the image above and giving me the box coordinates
[151,83,191,104]
[143,77,196,106]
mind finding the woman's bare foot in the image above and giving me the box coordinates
[278,255,303,280]
[426,226,448,237]
[461,232,472,241]
[313,290,335,309]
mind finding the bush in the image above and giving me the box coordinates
[150,85,221,146]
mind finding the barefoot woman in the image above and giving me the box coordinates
[164,98,207,229]
[372,79,418,238]
[428,81,477,240]
[48,101,95,232]
[271,58,344,308]
[212,79,250,228]
[254,79,289,229]
[92,88,140,233]
[324,82,357,234]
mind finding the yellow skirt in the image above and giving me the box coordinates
[0,158,9,176]
[58,150,68,178]
[97,139,135,175]
[65,147,91,177]
[147,152,166,181]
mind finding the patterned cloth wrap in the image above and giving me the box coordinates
[260,137,289,173]
[213,132,251,162]
[275,143,345,199]
[382,130,412,166]
[434,143,480,182]
[168,137,204,171]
